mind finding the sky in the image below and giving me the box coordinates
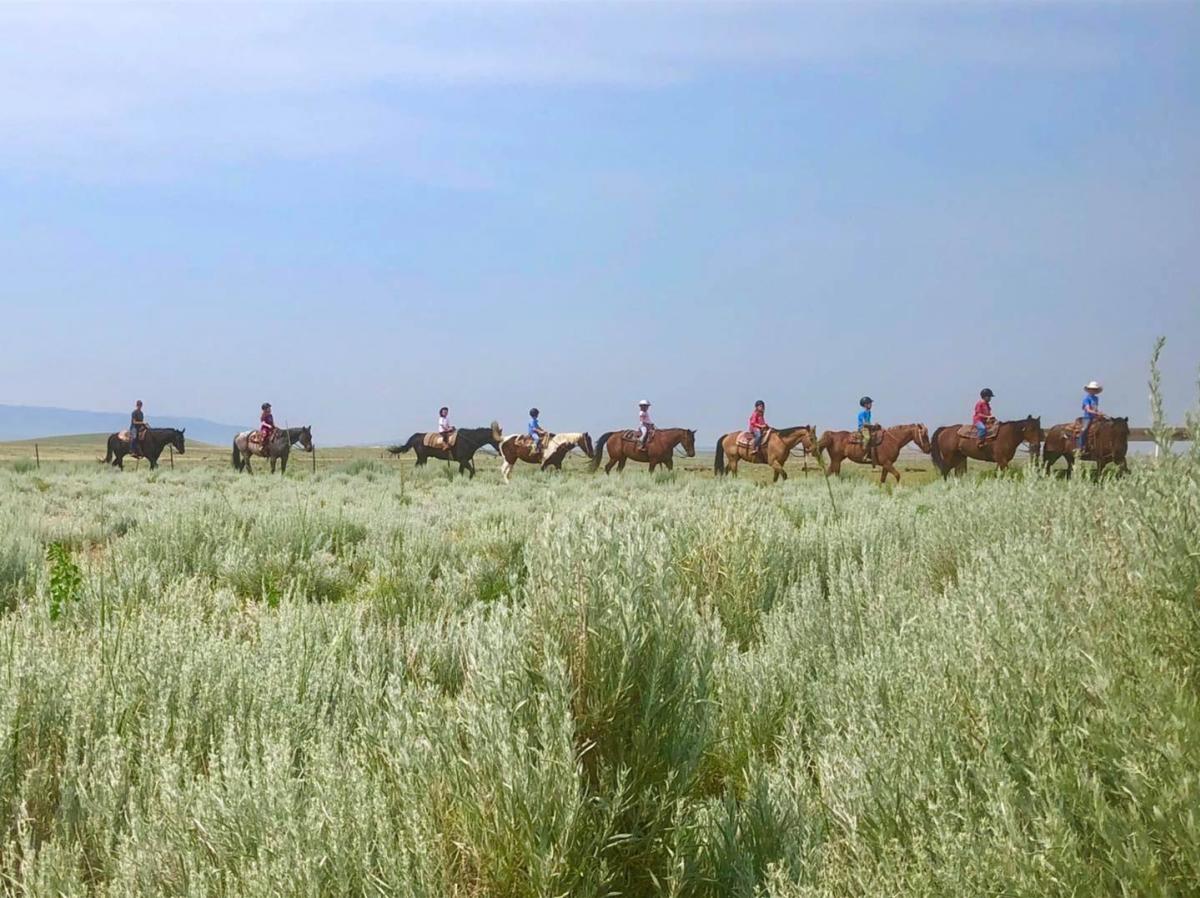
[1,1,1197,444]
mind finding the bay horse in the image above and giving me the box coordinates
[589,427,696,474]
[1042,417,1129,478]
[930,416,1041,478]
[103,427,186,470]
[816,423,931,484]
[498,432,594,483]
[388,422,503,478]
[714,425,817,483]
[232,426,313,474]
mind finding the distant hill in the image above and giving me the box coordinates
[0,404,243,446]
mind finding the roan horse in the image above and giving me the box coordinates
[388,422,503,478]
[589,427,697,474]
[498,432,594,483]
[930,416,1041,478]
[1042,417,1129,478]
[816,423,931,484]
[232,426,314,474]
[103,427,186,470]
[714,425,817,482]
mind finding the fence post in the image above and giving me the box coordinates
[34,443,40,469]
[312,446,317,474]
[169,446,174,469]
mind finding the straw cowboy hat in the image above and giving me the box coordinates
[1085,381,1103,392]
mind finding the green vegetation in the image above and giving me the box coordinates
[0,432,1197,896]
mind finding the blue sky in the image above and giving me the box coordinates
[1,2,1197,443]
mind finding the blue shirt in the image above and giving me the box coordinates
[528,417,540,437]
[857,409,871,428]
[1082,394,1099,421]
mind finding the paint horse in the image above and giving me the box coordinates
[232,425,313,474]
[498,432,594,483]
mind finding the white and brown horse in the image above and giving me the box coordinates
[499,432,594,483]
[232,425,313,474]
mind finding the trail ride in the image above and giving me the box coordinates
[817,423,932,484]
[713,425,817,481]
[589,426,697,474]
[232,425,314,474]
[387,422,503,478]
[498,431,594,483]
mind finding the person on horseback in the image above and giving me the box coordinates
[857,396,875,466]
[527,408,546,456]
[130,399,146,455]
[1078,381,1105,451]
[974,388,995,449]
[259,402,275,447]
[438,406,455,450]
[637,400,654,450]
[748,400,769,455]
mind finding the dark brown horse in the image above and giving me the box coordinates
[1042,417,1129,478]
[388,422,503,478]
[714,426,816,482]
[930,416,1041,478]
[103,427,186,470]
[589,427,696,474]
[816,423,931,484]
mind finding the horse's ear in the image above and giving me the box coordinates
[180,427,186,433]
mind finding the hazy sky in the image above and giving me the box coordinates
[2,2,1197,443]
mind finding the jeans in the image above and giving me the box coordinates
[975,422,987,439]
[752,428,763,451]
[1077,419,1091,450]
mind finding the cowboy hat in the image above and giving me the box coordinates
[1084,381,1103,392]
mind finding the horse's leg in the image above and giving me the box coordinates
[665,457,674,471]
[618,459,627,473]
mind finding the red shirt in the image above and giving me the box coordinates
[748,409,767,431]
[972,400,992,425]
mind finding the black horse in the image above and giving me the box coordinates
[388,422,502,478]
[232,425,314,474]
[103,427,186,470]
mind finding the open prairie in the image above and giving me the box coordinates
[0,432,1197,896]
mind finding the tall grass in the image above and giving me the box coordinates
[0,401,1197,895]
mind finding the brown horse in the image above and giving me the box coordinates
[498,432,594,483]
[816,423,931,484]
[1042,417,1129,478]
[714,425,817,482]
[589,427,696,474]
[930,416,1041,478]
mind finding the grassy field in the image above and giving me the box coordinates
[0,427,1197,896]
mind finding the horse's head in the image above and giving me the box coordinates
[172,428,186,454]
[579,432,594,458]
[1021,416,1042,453]
[914,423,931,454]
[297,425,314,452]
[1110,417,1130,438]
[800,425,817,453]
[682,429,697,457]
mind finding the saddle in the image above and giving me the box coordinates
[957,422,998,441]
[424,431,458,449]
[620,428,652,444]
[247,431,274,456]
[735,428,770,449]
[849,425,883,446]
[513,434,545,458]
[117,428,146,457]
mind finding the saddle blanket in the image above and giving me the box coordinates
[735,429,769,450]
[510,434,544,454]
[619,428,652,444]
[423,431,458,449]
[957,423,998,441]
[849,426,882,446]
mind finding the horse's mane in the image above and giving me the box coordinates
[998,416,1039,427]
[775,425,813,437]
[545,432,586,452]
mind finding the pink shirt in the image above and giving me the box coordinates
[639,409,652,426]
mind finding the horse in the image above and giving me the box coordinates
[816,423,931,484]
[588,427,696,474]
[103,427,186,470]
[714,425,817,483]
[930,416,1041,478]
[388,422,503,478]
[1042,417,1129,478]
[498,432,594,483]
[232,426,313,474]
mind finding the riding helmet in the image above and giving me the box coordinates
[439,406,449,415]
[638,399,650,407]
[980,388,994,399]
[754,399,765,408]
[529,407,539,417]
[262,402,271,410]
[859,396,872,407]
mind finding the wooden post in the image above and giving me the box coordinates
[312,445,317,474]
[169,446,174,469]
[34,443,40,469]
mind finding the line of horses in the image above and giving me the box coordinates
[101,414,1130,482]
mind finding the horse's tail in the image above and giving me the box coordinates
[388,434,419,455]
[714,435,726,475]
[103,436,114,464]
[231,437,241,470]
[815,431,831,461]
[929,427,947,474]
[589,432,613,472]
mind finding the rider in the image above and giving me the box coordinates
[1078,380,1105,451]
[527,408,546,455]
[857,396,875,465]
[637,400,654,450]
[130,399,146,455]
[438,406,455,450]
[973,388,995,449]
[748,400,769,455]
[259,403,275,445]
